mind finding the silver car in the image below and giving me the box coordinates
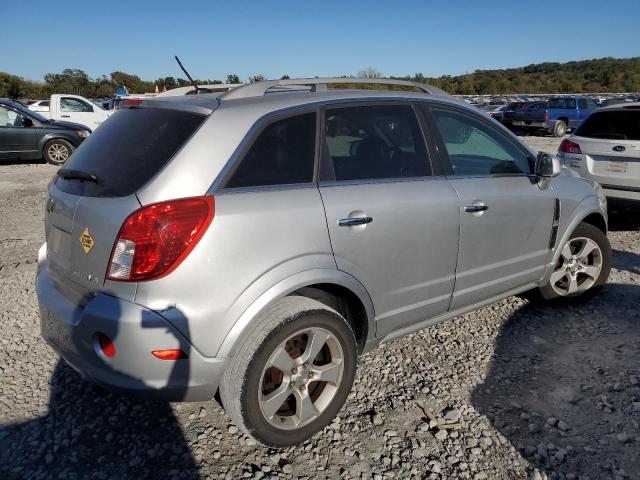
[559,101,640,206]
[37,78,611,447]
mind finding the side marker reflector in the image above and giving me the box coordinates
[151,349,188,360]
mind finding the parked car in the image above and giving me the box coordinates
[512,97,599,137]
[509,101,548,131]
[38,94,113,130]
[0,98,91,164]
[599,96,640,108]
[559,102,640,206]
[26,99,51,113]
[37,77,611,447]
[501,101,539,128]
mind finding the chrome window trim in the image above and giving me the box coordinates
[213,182,317,196]
[319,175,447,188]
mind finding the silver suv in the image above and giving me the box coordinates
[37,78,611,447]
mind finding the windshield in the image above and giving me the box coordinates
[11,102,48,122]
[575,110,640,141]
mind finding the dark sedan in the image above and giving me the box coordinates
[0,98,91,165]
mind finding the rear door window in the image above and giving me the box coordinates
[54,107,206,197]
[431,107,531,176]
[321,104,430,181]
[548,98,576,109]
[575,110,640,140]
[225,112,316,189]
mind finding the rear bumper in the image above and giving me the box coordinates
[36,248,225,401]
[602,185,640,203]
[512,120,548,129]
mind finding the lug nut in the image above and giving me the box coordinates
[308,372,314,378]
[291,367,297,374]
[299,384,306,391]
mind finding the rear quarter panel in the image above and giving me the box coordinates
[133,187,337,358]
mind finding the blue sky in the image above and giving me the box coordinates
[3,0,639,82]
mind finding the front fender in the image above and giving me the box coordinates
[216,268,376,358]
[542,193,606,283]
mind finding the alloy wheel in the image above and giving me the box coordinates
[550,236,603,296]
[258,327,344,430]
[48,143,69,163]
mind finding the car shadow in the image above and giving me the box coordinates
[472,283,640,479]
[0,301,202,480]
[608,205,640,233]
[0,158,46,166]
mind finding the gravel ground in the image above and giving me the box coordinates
[1,136,639,480]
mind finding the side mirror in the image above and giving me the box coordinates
[22,117,34,128]
[535,152,561,178]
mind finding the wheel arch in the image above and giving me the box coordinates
[216,269,376,358]
[546,197,607,281]
[38,133,80,156]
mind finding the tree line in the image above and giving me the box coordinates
[1,57,638,99]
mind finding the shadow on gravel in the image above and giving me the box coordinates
[0,158,46,166]
[472,283,640,480]
[608,206,640,233]
[0,302,201,480]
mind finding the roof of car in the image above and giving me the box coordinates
[144,87,467,117]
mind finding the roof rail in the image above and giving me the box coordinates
[219,77,450,100]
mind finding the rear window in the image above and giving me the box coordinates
[224,112,316,189]
[55,107,205,197]
[574,110,640,141]
[547,98,576,109]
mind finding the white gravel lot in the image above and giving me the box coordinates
[0,136,639,480]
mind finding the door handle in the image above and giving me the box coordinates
[61,115,70,118]
[338,216,373,227]
[464,204,489,213]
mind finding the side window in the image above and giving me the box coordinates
[321,105,430,181]
[0,106,23,127]
[431,107,531,176]
[60,97,93,113]
[578,99,588,109]
[587,99,598,110]
[225,112,316,189]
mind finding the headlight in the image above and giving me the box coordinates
[75,130,90,138]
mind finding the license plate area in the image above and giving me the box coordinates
[607,158,629,173]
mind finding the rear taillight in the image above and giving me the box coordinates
[107,196,214,282]
[558,139,581,154]
[544,112,549,122]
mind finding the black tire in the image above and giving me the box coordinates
[220,296,357,447]
[539,222,611,303]
[43,139,74,165]
[552,120,567,137]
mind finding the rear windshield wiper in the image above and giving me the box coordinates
[57,169,100,184]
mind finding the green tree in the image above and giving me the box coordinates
[226,74,241,84]
[249,74,266,83]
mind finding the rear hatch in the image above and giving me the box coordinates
[572,108,640,187]
[45,104,210,303]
